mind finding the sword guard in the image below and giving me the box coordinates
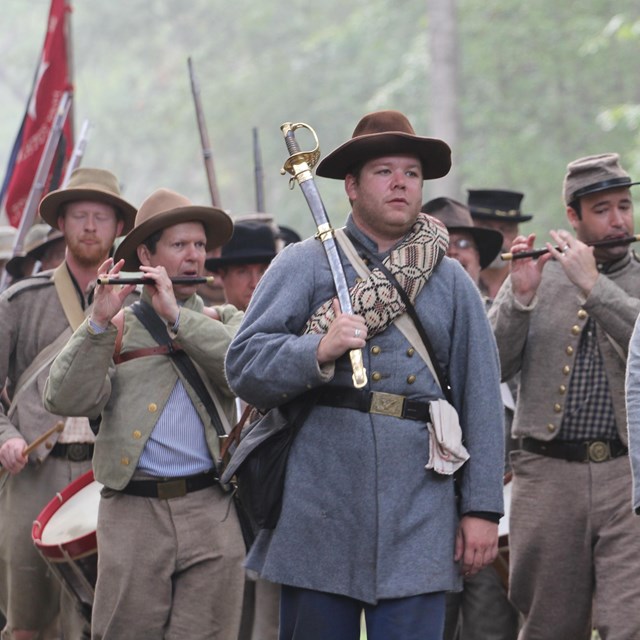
[280,122,321,177]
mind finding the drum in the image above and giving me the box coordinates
[32,469,103,622]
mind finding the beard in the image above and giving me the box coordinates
[66,235,111,268]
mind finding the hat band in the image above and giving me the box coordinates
[571,176,632,202]
[471,206,521,218]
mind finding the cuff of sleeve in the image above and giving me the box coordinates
[463,511,501,524]
[88,318,108,334]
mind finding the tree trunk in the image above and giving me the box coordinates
[426,0,461,200]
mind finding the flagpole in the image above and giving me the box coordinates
[64,1,75,140]
[0,91,72,292]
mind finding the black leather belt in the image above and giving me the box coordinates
[521,437,628,463]
[317,386,430,422]
[121,470,218,499]
[50,442,94,462]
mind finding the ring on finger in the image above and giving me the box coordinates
[354,329,361,338]
[561,244,570,254]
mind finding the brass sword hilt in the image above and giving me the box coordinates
[280,122,321,188]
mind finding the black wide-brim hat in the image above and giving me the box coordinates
[205,221,277,271]
[316,110,451,180]
[422,197,503,268]
[39,168,137,233]
[467,189,532,223]
[114,188,233,271]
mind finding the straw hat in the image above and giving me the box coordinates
[39,167,136,233]
[114,188,233,271]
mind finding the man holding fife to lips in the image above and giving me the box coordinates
[489,153,640,639]
[44,188,246,639]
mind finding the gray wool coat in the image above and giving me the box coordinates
[225,216,505,604]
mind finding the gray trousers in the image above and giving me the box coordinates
[92,483,245,640]
[509,449,640,640]
[238,576,280,640]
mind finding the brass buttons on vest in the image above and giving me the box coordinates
[121,456,130,466]
[547,423,556,433]
[148,403,158,413]
[371,372,382,382]
[371,346,381,355]
[559,384,567,395]
[406,348,415,357]
[132,430,142,440]
[577,309,588,320]
[565,346,574,356]
[553,403,562,413]
[571,325,581,336]
[407,375,416,384]
[562,365,571,375]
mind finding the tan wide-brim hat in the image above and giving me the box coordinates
[39,167,137,233]
[315,110,451,180]
[114,188,233,271]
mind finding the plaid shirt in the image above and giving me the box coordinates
[559,317,618,441]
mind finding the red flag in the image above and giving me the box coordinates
[1,0,73,228]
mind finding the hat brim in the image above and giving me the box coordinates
[205,252,276,271]
[449,226,504,269]
[114,205,233,271]
[39,188,137,233]
[570,179,640,204]
[315,132,451,180]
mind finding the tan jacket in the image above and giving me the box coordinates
[489,254,640,443]
[0,270,73,462]
[44,293,243,489]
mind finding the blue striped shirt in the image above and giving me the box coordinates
[137,380,214,477]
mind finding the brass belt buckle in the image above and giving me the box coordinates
[370,392,405,418]
[588,441,610,463]
[157,478,187,499]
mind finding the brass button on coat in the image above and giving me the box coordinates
[406,348,415,357]
[148,403,158,413]
[371,346,381,355]
[45,441,53,450]
[371,371,382,382]
[553,403,562,413]
[559,384,567,394]
[407,375,416,384]
[563,365,571,375]
[565,346,574,356]
[571,325,581,336]
[132,430,142,440]
[121,457,130,466]
[577,309,588,319]
[547,423,556,433]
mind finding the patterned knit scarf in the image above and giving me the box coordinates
[304,213,449,338]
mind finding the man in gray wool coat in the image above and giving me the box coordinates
[225,109,505,640]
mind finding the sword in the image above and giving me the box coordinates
[280,122,367,389]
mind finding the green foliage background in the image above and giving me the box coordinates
[1,1,640,242]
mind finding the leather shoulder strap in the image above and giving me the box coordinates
[53,263,85,331]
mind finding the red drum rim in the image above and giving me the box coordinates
[32,469,98,561]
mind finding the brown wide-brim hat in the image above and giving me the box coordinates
[421,197,503,268]
[114,188,233,271]
[315,110,451,180]
[39,167,137,233]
